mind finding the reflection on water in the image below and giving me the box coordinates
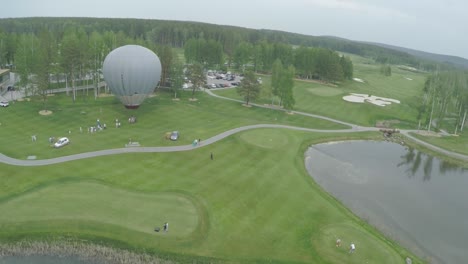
[305,141,468,264]
[398,147,467,181]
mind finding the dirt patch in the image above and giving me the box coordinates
[172,98,180,101]
[97,93,114,98]
[376,120,400,128]
[189,98,198,102]
[39,110,53,116]
[415,131,441,137]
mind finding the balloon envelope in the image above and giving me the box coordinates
[103,45,161,109]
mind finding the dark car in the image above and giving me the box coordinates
[170,131,179,141]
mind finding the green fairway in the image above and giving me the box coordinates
[0,181,199,236]
[215,60,427,128]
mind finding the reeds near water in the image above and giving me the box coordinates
[0,240,176,264]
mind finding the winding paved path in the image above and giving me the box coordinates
[1,89,466,166]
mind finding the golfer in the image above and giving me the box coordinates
[349,243,355,253]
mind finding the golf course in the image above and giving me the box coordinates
[0,53,466,264]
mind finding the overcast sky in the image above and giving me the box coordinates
[4,0,468,59]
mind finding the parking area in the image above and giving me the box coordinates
[180,70,243,90]
[206,71,242,89]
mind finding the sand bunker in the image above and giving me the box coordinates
[342,93,400,107]
[39,110,53,115]
[353,78,364,83]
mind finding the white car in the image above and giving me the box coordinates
[0,101,9,107]
[170,131,179,141]
[54,137,70,148]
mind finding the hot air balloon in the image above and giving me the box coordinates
[102,45,162,109]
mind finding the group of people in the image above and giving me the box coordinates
[336,238,355,254]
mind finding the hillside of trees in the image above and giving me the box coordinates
[0,17,457,72]
[366,42,468,70]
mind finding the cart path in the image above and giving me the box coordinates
[0,124,380,166]
[0,90,466,166]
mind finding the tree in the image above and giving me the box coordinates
[237,70,260,106]
[188,62,205,100]
[233,41,252,72]
[169,54,184,99]
[155,45,173,88]
[281,66,296,111]
[15,34,38,97]
[380,65,392,76]
[340,56,353,79]
[89,31,105,98]
[60,28,90,102]
[271,58,283,105]
[35,29,57,110]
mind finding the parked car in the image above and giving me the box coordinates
[170,131,179,141]
[54,137,70,148]
[0,101,9,107]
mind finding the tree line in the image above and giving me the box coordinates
[419,71,468,134]
[0,17,455,73]
[184,38,353,82]
[0,17,354,109]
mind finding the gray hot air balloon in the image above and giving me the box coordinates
[102,45,162,109]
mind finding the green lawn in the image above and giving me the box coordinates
[411,132,468,156]
[0,85,426,263]
[0,91,346,160]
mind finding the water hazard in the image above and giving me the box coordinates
[305,141,468,264]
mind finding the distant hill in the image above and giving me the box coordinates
[365,42,468,69]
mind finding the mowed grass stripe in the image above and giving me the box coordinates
[0,182,199,237]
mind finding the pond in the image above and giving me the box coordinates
[305,141,468,264]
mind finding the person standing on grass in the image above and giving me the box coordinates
[349,243,355,253]
[210,152,213,160]
[336,238,341,247]
[163,222,169,232]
